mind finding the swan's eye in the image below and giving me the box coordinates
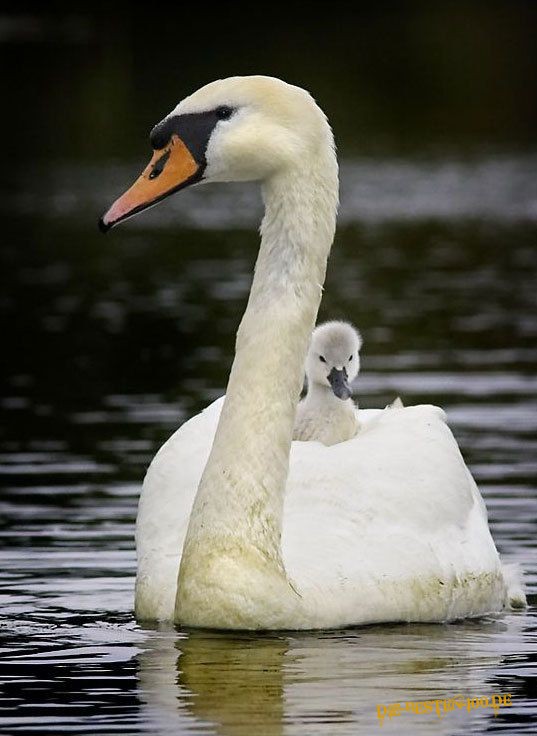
[349,355,353,361]
[319,355,326,363]
[215,106,234,120]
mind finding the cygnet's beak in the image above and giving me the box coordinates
[328,367,352,400]
[99,134,202,232]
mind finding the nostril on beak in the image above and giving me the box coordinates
[148,149,171,180]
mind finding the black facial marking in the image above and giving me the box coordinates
[99,107,236,234]
[148,149,171,179]
[150,108,236,168]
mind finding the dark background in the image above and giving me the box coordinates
[2,1,536,160]
[0,0,535,450]
[1,0,536,447]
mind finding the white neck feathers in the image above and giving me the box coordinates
[175,135,338,628]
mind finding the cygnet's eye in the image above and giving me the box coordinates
[215,106,234,120]
[349,355,353,361]
[319,355,326,363]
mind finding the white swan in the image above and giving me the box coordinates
[100,75,525,629]
[293,321,362,445]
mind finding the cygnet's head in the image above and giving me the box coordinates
[100,76,334,231]
[305,321,362,400]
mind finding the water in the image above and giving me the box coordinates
[1,5,537,732]
[1,156,536,734]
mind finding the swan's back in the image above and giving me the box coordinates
[136,400,510,624]
[283,405,505,626]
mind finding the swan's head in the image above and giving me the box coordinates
[99,75,332,232]
[305,321,362,400]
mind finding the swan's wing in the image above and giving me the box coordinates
[283,405,506,624]
[135,397,224,620]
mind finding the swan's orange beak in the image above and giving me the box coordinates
[99,134,201,232]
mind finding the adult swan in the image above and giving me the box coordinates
[100,76,524,629]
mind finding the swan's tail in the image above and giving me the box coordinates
[387,396,404,409]
[502,563,527,609]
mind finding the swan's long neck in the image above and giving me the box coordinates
[176,135,338,628]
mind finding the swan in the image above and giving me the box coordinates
[100,75,525,629]
[293,321,362,445]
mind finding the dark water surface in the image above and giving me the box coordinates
[1,155,536,735]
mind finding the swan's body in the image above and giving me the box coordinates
[294,321,362,445]
[136,398,514,625]
[101,75,525,629]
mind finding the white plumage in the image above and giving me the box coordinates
[137,398,517,625]
[294,321,362,445]
[102,75,525,628]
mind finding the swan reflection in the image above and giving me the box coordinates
[137,613,526,735]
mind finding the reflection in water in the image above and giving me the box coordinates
[136,615,532,736]
[9,155,537,229]
[178,633,286,736]
[137,629,287,736]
